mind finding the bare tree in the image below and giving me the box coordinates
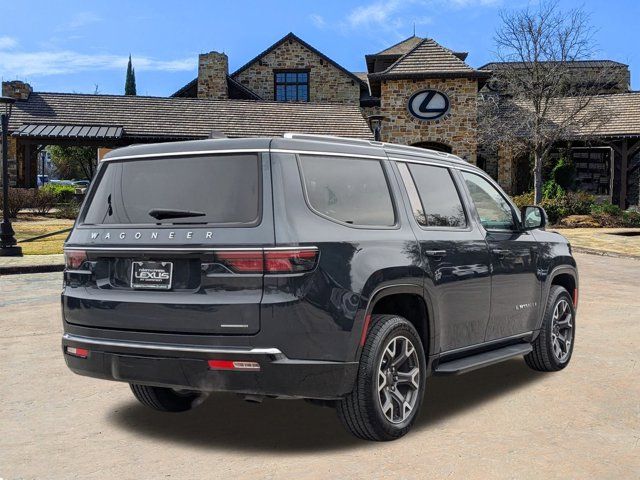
[479,0,616,203]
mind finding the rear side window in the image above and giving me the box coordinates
[299,155,395,226]
[398,163,466,228]
[82,154,260,225]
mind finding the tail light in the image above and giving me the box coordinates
[208,360,260,371]
[215,251,264,273]
[66,346,89,358]
[265,249,318,273]
[64,250,87,269]
[215,248,318,274]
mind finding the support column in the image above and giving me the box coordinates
[497,144,515,195]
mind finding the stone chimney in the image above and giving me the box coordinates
[197,52,228,100]
[2,80,32,100]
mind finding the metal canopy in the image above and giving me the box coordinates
[13,124,124,139]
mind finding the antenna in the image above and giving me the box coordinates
[413,22,416,37]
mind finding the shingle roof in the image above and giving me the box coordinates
[479,60,628,71]
[370,38,490,79]
[373,36,424,56]
[8,92,373,140]
[502,92,640,138]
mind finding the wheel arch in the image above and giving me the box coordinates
[536,265,579,331]
[360,284,435,359]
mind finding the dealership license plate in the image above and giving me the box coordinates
[130,261,173,290]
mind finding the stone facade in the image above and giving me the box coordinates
[2,80,32,100]
[378,78,478,164]
[233,39,360,104]
[197,52,228,100]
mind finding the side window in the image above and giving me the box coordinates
[461,171,516,231]
[299,155,395,226]
[397,163,466,228]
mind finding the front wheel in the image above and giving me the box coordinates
[337,314,426,441]
[525,285,576,372]
[130,384,203,412]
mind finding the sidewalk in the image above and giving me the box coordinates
[0,253,64,275]
[551,227,640,259]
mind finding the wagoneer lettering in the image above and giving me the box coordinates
[62,135,578,441]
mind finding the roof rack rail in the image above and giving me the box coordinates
[282,133,468,164]
[283,133,382,147]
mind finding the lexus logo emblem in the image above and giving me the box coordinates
[407,90,450,121]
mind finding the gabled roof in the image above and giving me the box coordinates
[8,92,373,140]
[370,38,489,79]
[231,32,366,87]
[171,76,263,100]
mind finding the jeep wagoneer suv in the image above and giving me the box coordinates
[62,134,578,441]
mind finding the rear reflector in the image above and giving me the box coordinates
[215,248,318,274]
[573,288,579,307]
[208,360,260,371]
[64,250,87,269]
[66,346,89,358]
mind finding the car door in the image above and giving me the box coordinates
[394,160,492,352]
[458,170,542,341]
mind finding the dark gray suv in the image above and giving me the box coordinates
[61,134,578,441]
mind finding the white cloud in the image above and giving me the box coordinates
[0,36,17,50]
[0,50,196,77]
[346,0,404,28]
[310,13,326,28]
[65,12,101,29]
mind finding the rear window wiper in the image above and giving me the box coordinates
[148,208,206,220]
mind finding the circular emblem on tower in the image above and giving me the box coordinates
[407,90,450,121]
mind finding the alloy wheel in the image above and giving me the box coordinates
[551,298,574,363]
[377,335,421,424]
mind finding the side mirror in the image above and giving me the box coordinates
[521,205,546,230]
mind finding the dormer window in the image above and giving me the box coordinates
[275,70,309,102]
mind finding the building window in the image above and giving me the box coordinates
[275,71,309,102]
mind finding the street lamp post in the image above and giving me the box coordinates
[0,95,22,256]
[368,115,385,142]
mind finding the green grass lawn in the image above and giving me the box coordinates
[13,215,74,255]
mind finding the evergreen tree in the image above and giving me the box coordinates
[125,55,137,96]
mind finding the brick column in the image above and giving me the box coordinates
[497,144,515,195]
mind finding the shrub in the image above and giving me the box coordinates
[515,190,596,224]
[42,184,76,204]
[542,179,565,199]
[31,188,57,215]
[512,191,534,210]
[622,210,640,227]
[53,202,80,219]
[591,202,622,216]
[0,188,33,218]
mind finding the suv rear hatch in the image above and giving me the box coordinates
[63,152,274,335]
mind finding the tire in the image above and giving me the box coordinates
[525,286,576,372]
[130,384,203,412]
[337,314,427,441]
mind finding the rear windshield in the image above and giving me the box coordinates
[82,154,261,225]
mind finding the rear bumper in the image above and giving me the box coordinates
[61,333,358,400]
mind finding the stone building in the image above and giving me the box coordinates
[2,32,639,206]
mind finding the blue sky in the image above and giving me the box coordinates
[1,0,638,96]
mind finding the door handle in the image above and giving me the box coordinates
[425,249,447,258]
[492,249,510,258]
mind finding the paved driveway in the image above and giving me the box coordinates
[1,253,638,479]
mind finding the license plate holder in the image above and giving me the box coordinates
[131,261,173,290]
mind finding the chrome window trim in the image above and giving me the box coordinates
[62,333,283,355]
[102,148,269,162]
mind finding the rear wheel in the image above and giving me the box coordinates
[130,384,203,412]
[337,314,426,441]
[525,286,575,372]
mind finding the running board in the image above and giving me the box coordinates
[434,343,533,375]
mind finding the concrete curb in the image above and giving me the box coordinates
[0,263,65,275]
